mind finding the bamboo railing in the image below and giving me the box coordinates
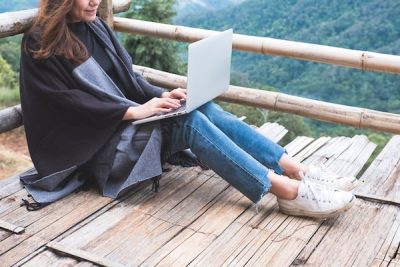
[134,66,400,134]
[114,18,400,74]
[3,64,399,134]
[1,1,400,135]
[0,0,130,38]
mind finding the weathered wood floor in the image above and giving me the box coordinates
[1,122,400,267]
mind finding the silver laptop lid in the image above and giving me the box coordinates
[186,29,233,112]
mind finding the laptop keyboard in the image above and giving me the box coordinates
[156,101,187,117]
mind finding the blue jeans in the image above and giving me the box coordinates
[166,102,286,203]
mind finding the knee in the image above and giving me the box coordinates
[185,110,208,127]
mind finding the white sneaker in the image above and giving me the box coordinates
[301,165,360,191]
[277,179,355,218]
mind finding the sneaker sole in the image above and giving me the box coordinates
[279,196,356,219]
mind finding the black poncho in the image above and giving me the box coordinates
[19,17,166,203]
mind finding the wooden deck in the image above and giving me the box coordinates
[1,122,400,267]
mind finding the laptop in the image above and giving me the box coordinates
[132,29,233,125]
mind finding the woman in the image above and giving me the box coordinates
[19,0,358,218]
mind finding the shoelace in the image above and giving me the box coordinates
[301,166,337,184]
[301,180,335,207]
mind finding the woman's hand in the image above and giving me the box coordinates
[123,97,182,120]
[161,88,187,100]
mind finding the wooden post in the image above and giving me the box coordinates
[98,0,114,29]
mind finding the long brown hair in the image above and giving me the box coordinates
[29,0,89,64]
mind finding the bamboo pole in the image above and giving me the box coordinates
[115,18,400,74]
[0,105,23,133]
[2,67,400,134]
[133,65,400,134]
[0,0,131,38]
[98,0,114,29]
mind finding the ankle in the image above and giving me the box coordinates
[286,182,299,200]
[283,170,302,180]
[278,180,299,200]
[268,174,299,200]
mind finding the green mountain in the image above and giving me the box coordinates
[177,0,400,113]
[174,0,245,20]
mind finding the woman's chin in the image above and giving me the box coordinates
[84,15,97,22]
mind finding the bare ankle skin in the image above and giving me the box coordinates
[268,171,299,200]
[278,154,308,180]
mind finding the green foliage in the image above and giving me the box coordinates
[268,111,312,146]
[174,0,245,21]
[0,36,22,73]
[122,0,184,74]
[218,101,312,146]
[0,87,20,107]
[178,0,400,113]
[177,0,396,148]
[0,56,17,89]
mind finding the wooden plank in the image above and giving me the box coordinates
[38,169,211,262]
[0,189,29,218]
[20,249,80,267]
[248,136,376,266]
[285,136,314,157]
[292,137,400,266]
[325,135,377,177]
[357,135,400,199]
[293,136,331,162]
[355,192,400,206]
[0,171,20,189]
[292,201,400,266]
[0,176,24,200]
[141,187,251,266]
[142,135,323,266]
[138,127,305,266]
[258,122,288,143]
[0,190,114,266]
[187,135,374,266]
[0,188,92,244]
[40,123,287,266]
[371,210,400,266]
[52,172,226,266]
[13,129,382,266]
[0,219,24,234]
[47,241,125,267]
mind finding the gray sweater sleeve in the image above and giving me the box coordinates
[134,72,167,99]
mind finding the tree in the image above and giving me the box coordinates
[0,56,17,89]
[122,0,184,74]
[0,36,21,73]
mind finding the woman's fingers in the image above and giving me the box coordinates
[174,88,187,99]
[166,88,187,100]
[158,98,181,108]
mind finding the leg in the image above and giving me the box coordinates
[197,102,287,175]
[167,110,298,203]
[198,102,307,178]
[165,111,354,218]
